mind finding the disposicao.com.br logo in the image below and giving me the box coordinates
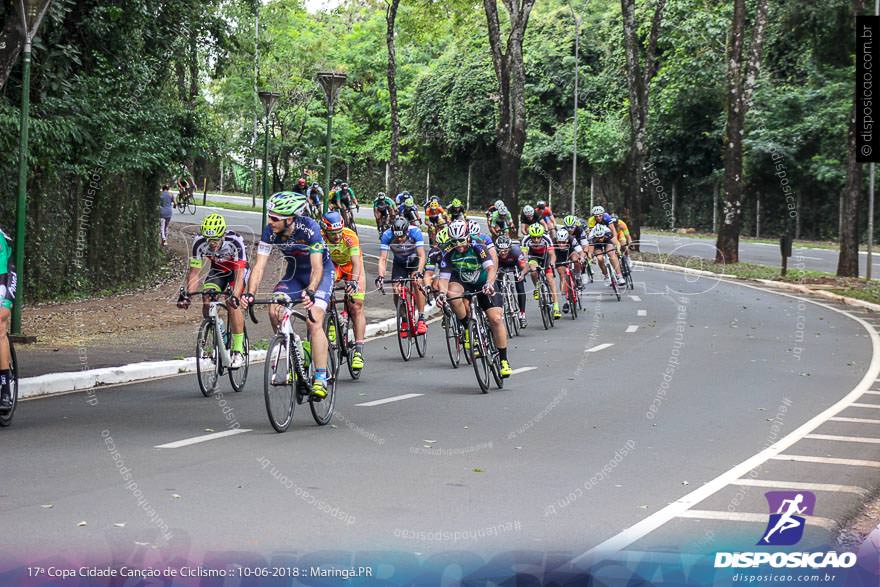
[714,491,857,570]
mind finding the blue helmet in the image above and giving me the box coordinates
[321,211,344,232]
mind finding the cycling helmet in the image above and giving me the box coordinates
[449,198,463,208]
[341,182,348,188]
[392,217,410,237]
[376,192,386,199]
[429,195,439,204]
[496,235,512,250]
[333,178,343,186]
[496,202,508,215]
[522,205,535,217]
[563,214,578,228]
[494,199,504,209]
[469,222,481,236]
[296,178,307,188]
[591,205,605,216]
[267,192,308,217]
[448,220,468,240]
[404,196,415,207]
[436,227,450,246]
[536,200,547,208]
[322,211,344,232]
[429,199,440,209]
[556,227,570,243]
[200,213,227,239]
[528,223,545,238]
[311,182,320,188]
[591,224,610,239]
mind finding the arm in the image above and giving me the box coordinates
[307,251,324,292]
[246,251,270,299]
[377,250,388,280]
[416,246,427,273]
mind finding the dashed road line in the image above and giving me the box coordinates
[637,310,647,317]
[625,325,639,333]
[804,433,880,444]
[676,510,837,531]
[509,366,537,376]
[851,403,880,409]
[584,343,614,353]
[355,393,423,407]
[155,429,251,449]
[629,295,642,302]
[728,478,867,496]
[770,455,880,468]
[829,416,880,424]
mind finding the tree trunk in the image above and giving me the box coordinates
[838,100,862,276]
[483,0,537,213]
[715,0,769,264]
[386,0,401,196]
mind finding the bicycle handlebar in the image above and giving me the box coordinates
[247,298,316,324]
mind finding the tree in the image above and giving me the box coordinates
[386,0,401,195]
[715,0,769,263]
[620,0,666,249]
[483,0,537,210]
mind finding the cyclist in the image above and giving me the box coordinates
[423,226,452,294]
[178,214,248,368]
[240,192,334,399]
[307,182,324,217]
[536,200,556,226]
[321,211,366,371]
[553,227,584,313]
[562,214,591,287]
[398,195,422,227]
[522,223,561,319]
[488,201,514,239]
[494,235,528,329]
[519,205,542,238]
[611,214,633,276]
[447,198,466,221]
[589,224,626,287]
[294,177,308,195]
[0,228,16,411]
[331,182,359,228]
[376,217,428,336]
[373,192,397,234]
[484,200,500,224]
[425,198,448,244]
[468,220,497,260]
[435,220,512,378]
[587,205,617,231]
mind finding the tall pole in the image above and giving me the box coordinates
[12,38,31,335]
[318,72,346,214]
[323,101,334,214]
[871,0,879,280]
[571,11,580,215]
[261,109,270,227]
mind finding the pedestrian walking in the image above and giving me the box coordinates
[159,184,175,246]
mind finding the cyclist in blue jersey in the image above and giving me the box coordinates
[494,235,529,328]
[436,220,512,377]
[241,192,334,399]
[376,217,428,335]
[0,228,16,411]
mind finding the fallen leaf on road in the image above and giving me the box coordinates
[472,468,484,473]
[171,494,181,499]
[113,523,126,528]
[682,481,689,485]
[205,428,214,432]
[40,504,53,509]
[77,521,87,527]
[423,440,437,443]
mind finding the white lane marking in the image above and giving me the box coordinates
[356,393,423,407]
[829,416,880,424]
[798,256,822,261]
[851,403,880,409]
[629,295,642,302]
[584,343,614,353]
[155,429,251,449]
[509,367,537,375]
[637,310,647,316]
[574,282,880,561]
[863,391,880,395]
[771,455,880,468]
[625,325,639,333]
[804,433,880,444]
[676,510,837,531]
[729,478,867,496]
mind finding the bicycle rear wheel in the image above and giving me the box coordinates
[508,284,521,337]
[469,317,491,393]
[196,319,220,396]
[310,337,337,426]
[396,299,413,361]
[486,321,503,390]
[568,277,579,320]
[325,310,341,378]
[539,284,551,330]
[264,335,295,432]
[610,269,622,301]
[443,311,461,368]
[344,320,361,380]
[414,310,428,358]
[0,338,18,427]
[228,325,249,392]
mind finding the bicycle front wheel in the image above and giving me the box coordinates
[539,284,551,330]
[264,335,295,432]
[396,299,413,361]
[187,197,196,214]
[568,279,579,320]
[469,317,491,393]
[228,325,249,392]
[0,338,18,427]
[443,311,461,368]
[196,320,220,396]
[310,348,337,426]
[325,310,341,378]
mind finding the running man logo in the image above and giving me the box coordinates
[758,491,816,546]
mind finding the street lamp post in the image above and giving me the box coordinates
[258,90,280,228]
[12,0,51,336]
[567,1,584,216]
[317,71,347,214]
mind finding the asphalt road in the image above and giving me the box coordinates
[2,264,875,565]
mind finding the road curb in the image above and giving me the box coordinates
[20,304,438,400]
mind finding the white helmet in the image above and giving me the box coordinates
[522,205,535,217]
[469,221,482,236]
[590,224,610,239]
[448,220,468,240]
[494,199,504,210]
[496,202,508,215]
[591,206,605,216]
[556,227,570,243]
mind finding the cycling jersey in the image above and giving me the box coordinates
[538,206,554,219]
[257,217,331,276]
[0,229,15,310]
[615,219,631,245]
[587,213,615,229]
[380,225,425,265]
[439,242,493,288]
[425,206,447,223]
[398,204,420,223]
[554,236,583,264]
[425,244,450,272]
[522,234,554,258]
[333,187,356,206]
[325,227,361,267]
[471,232,495,249]
[374,196,395,210]
[568,218,590,245]
[189,231,248,273]
[520,211,540,226]
[447,206,465,220]
[490,210,514,228]
[497,244,527,270]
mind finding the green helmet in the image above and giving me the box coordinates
[563,214,578,228]
[200,213,227,239]
[267,192,308,217]
[528,223,545,238]
[450,198,463,208]
[435,227,450,246]
[404,196,415,206]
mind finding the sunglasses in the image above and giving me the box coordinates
[268,215,287,222]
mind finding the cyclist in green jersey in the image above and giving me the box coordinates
[0,229,17,411]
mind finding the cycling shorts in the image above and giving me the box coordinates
[453,280,502,312]
[273,268,333,311]
[527,256,554,275]
[204,266,248,295]
[0,271,16,310]
[334,263,365,300]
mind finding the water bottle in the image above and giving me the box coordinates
[217,316,226,343]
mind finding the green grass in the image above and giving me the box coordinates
[250,339,270,351]
[204,199,380,228]
[828,285,880,305]
[642,228,847,252]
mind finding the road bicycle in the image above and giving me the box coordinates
[439,296,470,368]
[592,243,623,302]
[176,189,196,215]
[556,261,582,320]
[497,269,521,337]
[0,335,19,427]
[187,289,249,396]
[380,277,427,361]
[339,203,359,235]
[445,291,503,393]
[326,284,361,380]
[620,247,635,290]
[249,296,336,432]
[529,262,555,330]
